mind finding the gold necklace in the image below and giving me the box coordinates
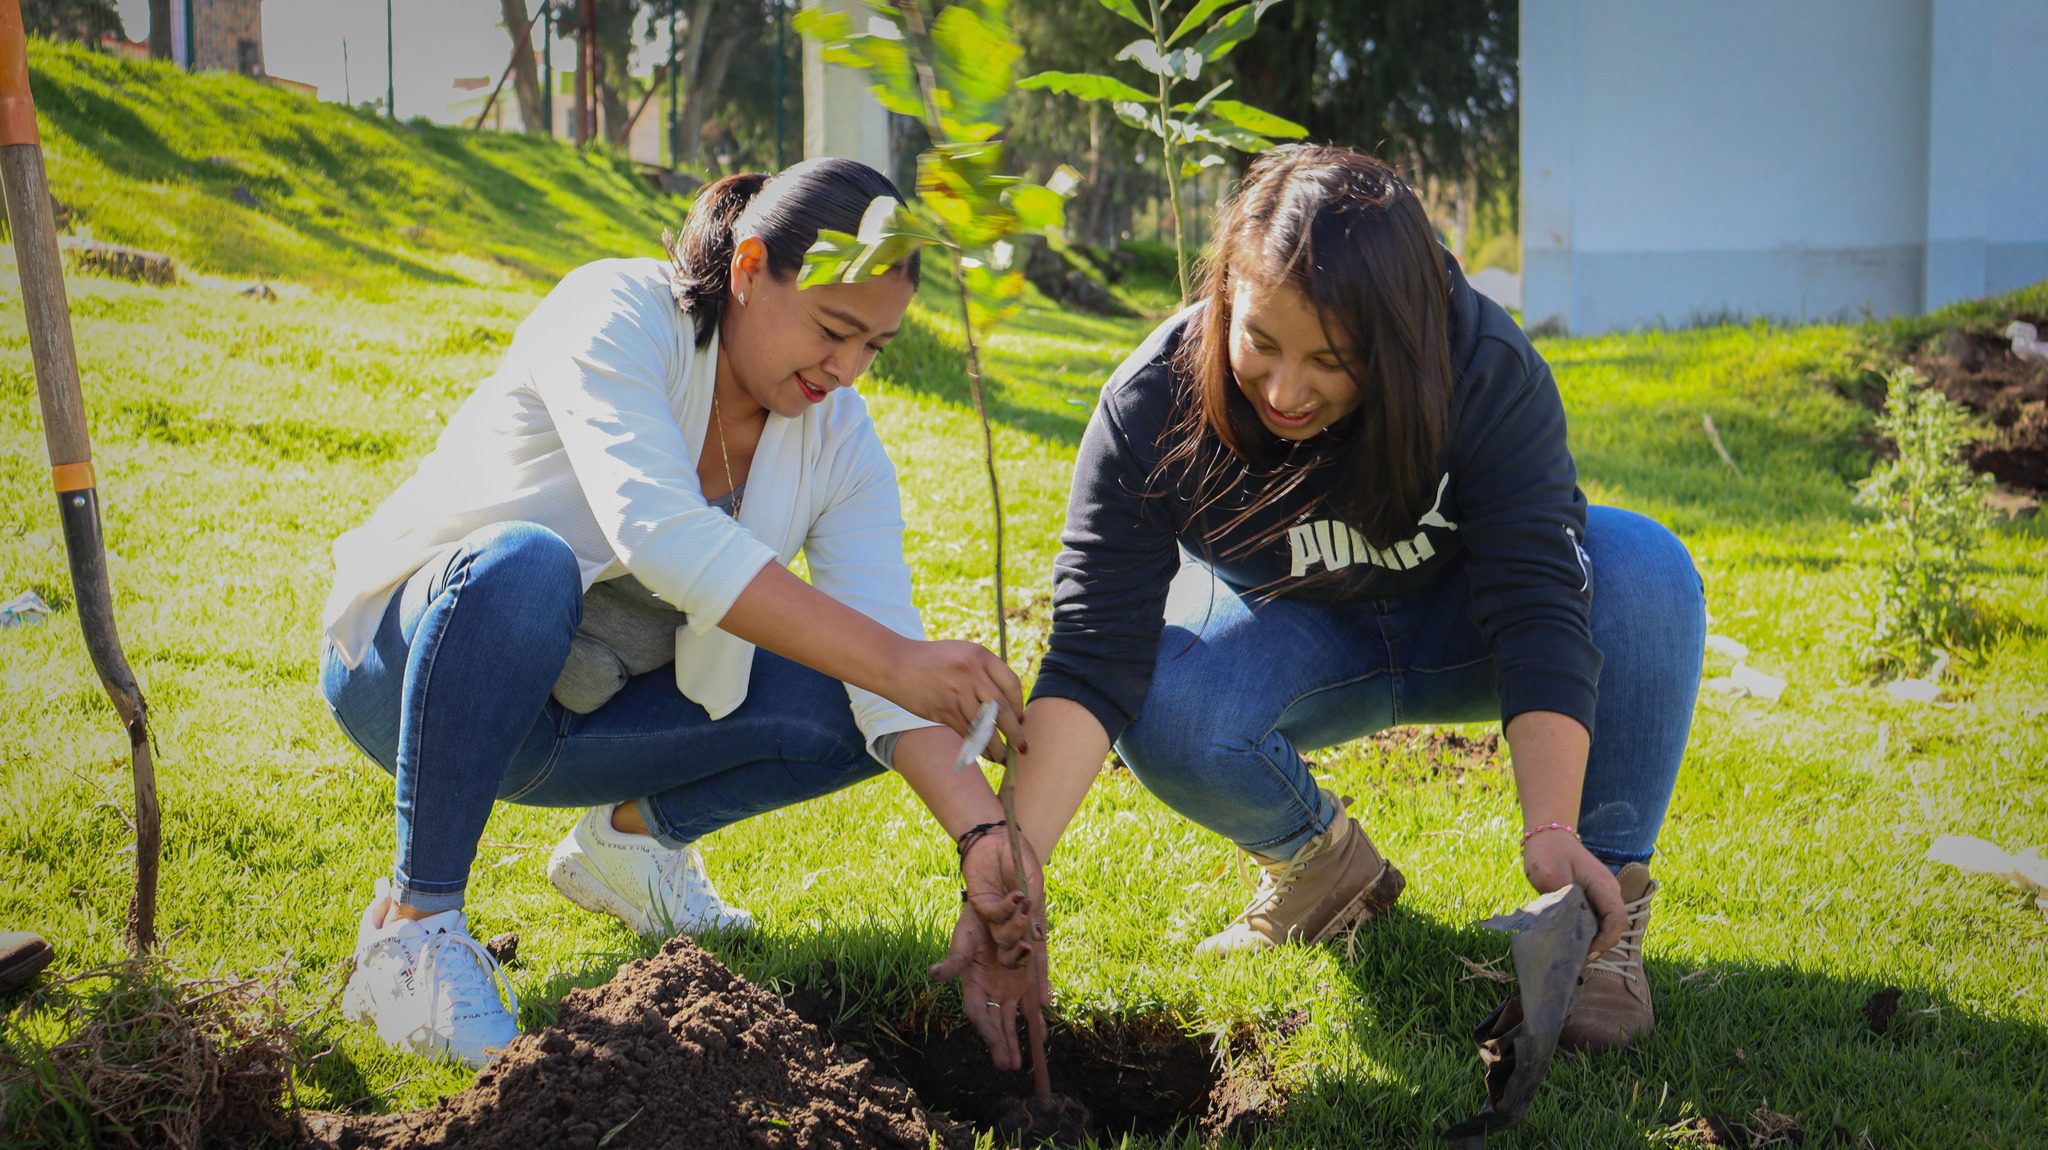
[710,388,743,519]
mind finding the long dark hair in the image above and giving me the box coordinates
[1159,145,1453,550]
[664,157,921,349]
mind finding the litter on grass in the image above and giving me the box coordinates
[1706,662,1786,702]
[1704,634,1749,660]
[0,591,52,627]
[2007,320,2048,365]
[1882,652,1951,704]
[1925,835,2048,915]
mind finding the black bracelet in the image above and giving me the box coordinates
[955,819,1006,858]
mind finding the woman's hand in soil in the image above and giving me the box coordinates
[885,639,1027,760]
[929,831,1050,1072]
[1521,831,1625,959]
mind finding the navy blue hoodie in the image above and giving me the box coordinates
[1031,256,1601,741]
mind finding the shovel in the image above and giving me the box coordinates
[1,0,159,953]
[1445,884,1599,1146]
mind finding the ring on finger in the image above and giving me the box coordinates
[983,1000,1001,1009]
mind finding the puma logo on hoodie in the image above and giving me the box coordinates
[1286,473,1458,576]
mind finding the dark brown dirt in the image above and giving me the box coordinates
[1364,727,1504,781]
[1901,321,2048,494]
[301,938,965,1150]
[1862,986,1903,1035]
[802,1009,1242,1142]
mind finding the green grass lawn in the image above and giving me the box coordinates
[3,40,2046,1150]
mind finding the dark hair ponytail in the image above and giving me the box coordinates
[663,157,921,349]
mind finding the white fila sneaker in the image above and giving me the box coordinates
[340,878,520,1068]
[546,805,754,936]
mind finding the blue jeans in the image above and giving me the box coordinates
[320,521,882,913]
[1115,506,1705,866]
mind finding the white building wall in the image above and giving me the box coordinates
[1928,0,2048,307]
[1524,0,2048,334]
[801,0,890,172]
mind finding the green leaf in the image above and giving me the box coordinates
[1187,117,1274,152]
[931,2,1020,141]
[1018,70,1153,104]
[1192,0,1280,61]
[1117,38,1203,81]
[1180,153,1226,179]
[1002,183,1068,233]
[1112,99,1161,135]
[1170,79,1233,116]
[788,8,850,42]
[799,223,926,289]
[794,6,926,121]
[1204,98,1307,138]
[1166,0,1238,45]
[961,261,1026,338]
[800,228,865,289]
[1095,0,1152,32]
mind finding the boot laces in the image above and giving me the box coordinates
[1583,888,1653,981]
[417,926,519,1029]
[1233,833,1331,918]
[660,844,721,905]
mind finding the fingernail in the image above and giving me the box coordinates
[1019,741,1030,755]
[1010,893,1024,906]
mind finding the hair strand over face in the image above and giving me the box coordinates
[1158,144,1454,558]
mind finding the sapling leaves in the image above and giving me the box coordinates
[1167,0,1240,46]
[1117,38,1204,81]
[1095,0,1151,33]
[1019,0,1297,302]
[1191,0,1282,61]
[1015,70,1152,104]
[1204,98,1307,137]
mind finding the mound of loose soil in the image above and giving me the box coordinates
[302,938,965,1150]
[1905,322,2048,494]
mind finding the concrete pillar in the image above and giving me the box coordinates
[801,0,892,173]
[1926,0,2048,307]
[1923,0,1989,311]
[1518,0,1579,334]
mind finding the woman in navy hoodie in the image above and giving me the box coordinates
[988,145,1704,1056]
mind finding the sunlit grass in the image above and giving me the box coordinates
[2,41,2044,1148]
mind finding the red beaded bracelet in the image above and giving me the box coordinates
[1520,821,1578,848]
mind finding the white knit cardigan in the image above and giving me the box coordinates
[322,258,932,755]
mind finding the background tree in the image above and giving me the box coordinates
[495,0,548,134]
[1230,0,1518,233]
[1009,0,1518,251]
[1020,0,1306,302]
[1008,2,1146,248]
[20,0,120,44]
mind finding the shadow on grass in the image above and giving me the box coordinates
[1316,909,2048,1147]
[278,892,2046,1147]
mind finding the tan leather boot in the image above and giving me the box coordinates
[1196,793,1406,956]
[1558,861,1658,1052]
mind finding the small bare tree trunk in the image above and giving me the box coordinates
[497,0,546,134]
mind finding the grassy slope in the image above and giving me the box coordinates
[4,41,2046,1148]
[19,40,681,294]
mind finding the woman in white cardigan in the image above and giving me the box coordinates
[320,159,1037,1068]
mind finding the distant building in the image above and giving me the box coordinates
[1522,0,2048,334]
[168,0,265,78]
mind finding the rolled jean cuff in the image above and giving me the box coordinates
[391,874,467,915]
[1238,774,1340,861]
[636,797,693,850]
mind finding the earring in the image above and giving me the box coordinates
[738,291,748,307]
